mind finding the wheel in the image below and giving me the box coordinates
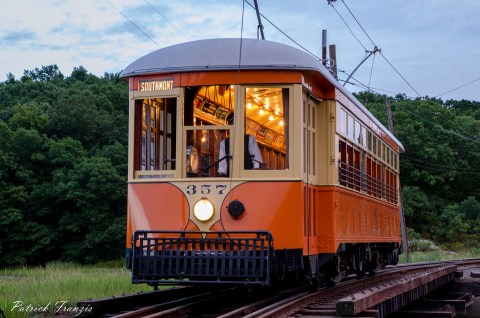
[355,244,367,279]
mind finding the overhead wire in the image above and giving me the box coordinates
[106,1,476,102]
[327,1,367,51]
[336,66,480,147]
[330,0,422,98]
[340,0,376,47]
[394,103,480,144]
[379,51,422,98]
[105,0,160,47]
[333,0,475,100]
[402,155,480,175]
[143,0,190,40]
[243,0,321,60]
[434,78,480,98]
[367,51,376,89]
[107,1,480,149]
[338,0,480,100]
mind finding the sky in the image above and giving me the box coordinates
[1,0,480,102]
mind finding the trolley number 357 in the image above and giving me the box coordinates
[186,184,227,195]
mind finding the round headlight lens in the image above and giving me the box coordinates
[193,199,214,222]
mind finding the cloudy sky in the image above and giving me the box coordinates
[2,0,480,101]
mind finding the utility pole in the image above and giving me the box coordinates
[253,0,265,40]
[386,100,395,135]
[386,100,409,260]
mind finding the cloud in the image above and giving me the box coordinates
[1,1,479,100]
[0,29,37,46]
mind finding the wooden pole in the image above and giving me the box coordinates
[386,100,409,259]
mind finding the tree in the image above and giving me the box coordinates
[23,65,64,82]
[362,93,480,245]
[0,65,129,266]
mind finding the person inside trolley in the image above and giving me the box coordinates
[218,112,262,176]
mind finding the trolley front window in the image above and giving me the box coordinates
[135,98,177,174]
[245,86,288,171]
[183,85,290,178]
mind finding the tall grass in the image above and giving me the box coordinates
[1,261,151,318]
[399,240,480,263]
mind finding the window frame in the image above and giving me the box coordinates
[240,84,294,179]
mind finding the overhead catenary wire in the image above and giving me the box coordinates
[402,155,480,175]
[143,0,190,40]
[341,0,478,100]
[335,66,480,146]
[394,103,480,145]
[244,0,321,60]
[105,0,160,47]
[105,1,477,102]
[329,0,422,98]
[327,0,367,51]
[434,78,480,98]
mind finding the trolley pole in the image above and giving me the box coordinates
[253,0,265,40]
[386,100,409,260]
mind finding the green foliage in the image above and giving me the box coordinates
[1,64,479,266]
[408,239,436,253]
[359,92,480,249]
[1,262,151,318]
[0,65,128,266]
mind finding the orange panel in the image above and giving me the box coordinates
[313,186,337,254]
[334,187,401,244]
[219,181,304,249]
[178,71,302,87]
[125,183,190,247]
[126,181,305,250]
[303,185,401,255]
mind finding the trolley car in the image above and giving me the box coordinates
[121,38,404,287]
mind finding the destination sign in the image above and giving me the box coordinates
[138,79,174,92]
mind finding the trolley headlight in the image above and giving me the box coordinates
[193,198,215,222]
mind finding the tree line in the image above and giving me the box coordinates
[358,91,480,250]
[0,65,128,265]
[1,65,479,266]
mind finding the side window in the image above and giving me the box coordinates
[354,120,361,144]
[347,114,354,139]
[136,98,176,172]
[245,87,289,170]
[338,108,347,136]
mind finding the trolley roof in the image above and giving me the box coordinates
[121,38,403,152]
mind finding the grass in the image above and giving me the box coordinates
[0,260,152,318]
[2,246,480,317]
[399,240,480,263]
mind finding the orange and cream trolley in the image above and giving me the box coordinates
[121,38,404,287]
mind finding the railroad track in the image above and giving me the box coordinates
[78,259,480,318]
